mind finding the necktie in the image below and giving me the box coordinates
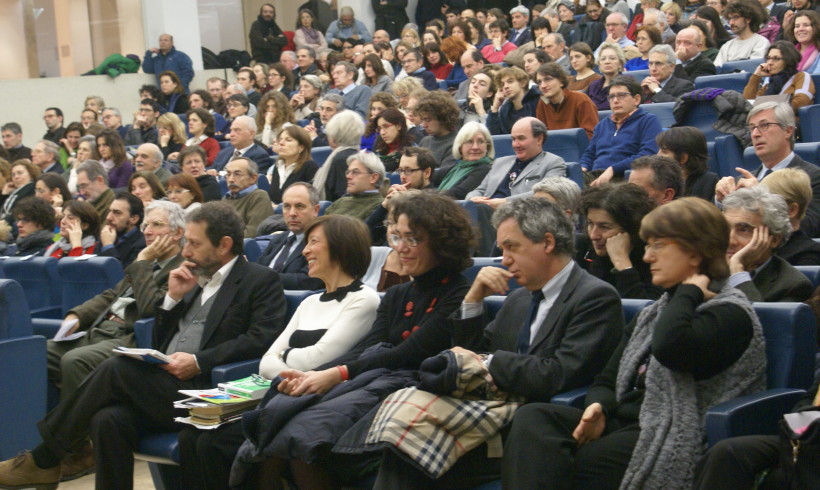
[230,150,241,161]
[759,168,769,181]
[516,290,545,354]
[271,235,297,272]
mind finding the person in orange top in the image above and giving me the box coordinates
[535,63,599,139]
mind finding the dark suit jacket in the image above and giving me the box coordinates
[268,160,319,204]
[153,257,287,381]
[756,155,820,238]
[776,229,820,266]
[70,255,184,331]
[410,70,439,91]
[509,27,532,47]
[452,262,624,402]
[644,75,694,103]
[213,143,273,174]
[257,233,324,290]
[99,228,146,268]
[736,254,814,302]
[675,55,717,82]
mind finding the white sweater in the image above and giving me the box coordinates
[715,34,770,67]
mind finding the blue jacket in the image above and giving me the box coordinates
[142,47,194,90]
[213,143,273,173]
[486,86,541,135]
[410,69,439,91]
[579,108,662,174]
[444,62,467,88]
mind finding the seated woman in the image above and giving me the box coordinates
[45,200,100,258]
[57,122,84,170]
[435,121,494,200]
[371,108,413,173]
[290,74,323,121]
[686,19,719,62]
[184,108,220,166]
[96,130,133,189]
[361,53,393,94]
[258,91,296,148]
[312,110,364,201]
[441,36,469,89]
[0,159,39,227]
[577,183,662,299]
[743,41,816,114]
[422,42,453,81]
[179,146,221,202]
[461,68,498,126]
[178,214,383,489]
[786,10,820,74]
[588,42,626,110]
[267,63,295,95]
[692,5,732,51]
[156,112,187,161]
[8,196,55,256]
[656,126,719,201]
[128,171,166,208]
[764,168,820,266]
[225,192,475,489]
[294,8,328,52]
[35,173,71,231]
[363,92,399,152]
[189,89,229,138]
[165,173,204,216]
[568,42,604,92]
[504,197,767,489]
[662,1,683,33]
[158,70,190,115]
[625,26,662,71]
[224,93,250,126]
[267,126,318,204]
[65,135,99,194]
[253,62,270,94]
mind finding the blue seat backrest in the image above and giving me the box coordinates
[484,295,505,322]
[257,174,270,191]
[456,200,480,228]
[719,58,764,74]
[694,72,751,92]
[462,258,520,294]
[544,128,589,162]
[0,279,31,338]
[706,141,719,175]
[641,102,676,128]
[218,178,228,196]
[566,162,584,190]
[621,299,652,325]
[318,200,332,215]
[598,109,612,121]
[624,69,650,82]
[311,146,333,167]
[813,74,820,103]
[0,257,61,311]
[744,143,820,174]
[255,235,274,253]
[492,134,514,158]
[219,140,231,150]
[243,239,262,263]
[284,290,320,324]
[388,172,401,185]
[795,266,820,288]
[679,102,721,140]
[57,257,125,317]
[753,302,816,390]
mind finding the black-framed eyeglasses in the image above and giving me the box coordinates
[396,168,422,176]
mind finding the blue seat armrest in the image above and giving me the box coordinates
[31,319,64,339]
[30,306,63,320]
[211,359,261,385]
[0,336,47,459]
[704,388,806,447]
[133,318,154,349]
[550,386,589,408]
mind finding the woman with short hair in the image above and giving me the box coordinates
[165,173,204,216]
[588,42,626,109]
[625,26,663,71]
[158,71,190,115]
[743,40,816,113]
[179,146,221,202]
[312,110,364,201]
[436,121,494,200]
[371,108,413,172]
[184,108,220,166]
[45,200,100,258]
[290,75,323,121]
[568,42,603,92]
[1,160,40,227]
[7,196,55,256]
[156,112,187,161]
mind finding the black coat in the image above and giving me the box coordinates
[257,233,324,290]
[268,160,319,204]
[99,228,146,268]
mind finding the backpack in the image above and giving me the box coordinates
[217,49,252,72]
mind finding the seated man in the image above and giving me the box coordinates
[302,94,344,148]
[482,20,518,63]
[508,5,533,46]
[236,68,261,106]
[579,75,663,186]
[414,91,460,169]
[293,47,322,86]
[257,182,324,290]
[673,27,718,82]
[328,61,373,118]
[0,202,287,490]
[594,13,635,56]
[467,117,567,209]
[2,122,32,162]
[75,160,115,220]
[714,0,770,67]
[212,116,272,173]
[723,186,813,302]
[124,99,161,146]
[30,140,63,175]
[374,197,623,487]
[655,126,718,201]
[400,49,439,91]
[99,192,146,268]
[222,157,273,239]
[628,155,683,206]
[487,66,541,135]
[101,107,128,139]
[133,143,171,186]
[640,45,694,103]
[535,62,599,139]
[325,150,386,220]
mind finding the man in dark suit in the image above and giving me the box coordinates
[374,197,624,487]
[0,202,288,489]
[257,182,324,290]
[641,45,694,103]
[508,5,533,46]
[715,101,820,238]
[99,192,146,268]
[723,186,814,303]
[673,27,717,82]
[212,116,272,173]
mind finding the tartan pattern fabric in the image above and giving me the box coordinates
[364,350,523,478]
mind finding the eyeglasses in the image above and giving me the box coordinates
[396,168,422,176]
[140,220,168,232]
[745,122,785,133]
[388,234,422,248]
[166,189,191,196]
[607,92,633,101]
[345,169,372,176]
[644,240,675,254]
[765,56,783,62]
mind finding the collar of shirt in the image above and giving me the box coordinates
[229,184,258,199]
[611,108,638,128]
[341,83,357,95]
[233,143,253,154]
[658,75,672,88]
[186,135,207,146]
[761,152,794,178]
[156,254,177,271]
[682,52,701,65]
[196,255,239,292]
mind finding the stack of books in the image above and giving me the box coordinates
[175,375,272,428]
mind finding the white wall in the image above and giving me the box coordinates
[141,0,204,71]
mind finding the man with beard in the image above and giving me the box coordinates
[249,3,288,63]
[99,192,146,268]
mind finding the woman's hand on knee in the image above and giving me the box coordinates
[572,403,606,446]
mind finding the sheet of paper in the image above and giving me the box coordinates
[52,318,87,342]
[784,411,820,434]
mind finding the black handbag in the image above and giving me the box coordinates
[778,409,820,489]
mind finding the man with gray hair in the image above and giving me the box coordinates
[30,140,63,175]
[640,44,694,103]
[532,176,582,219]
[76,160,114,219]
[375,197,623,487]
[326,6,372,48]
[279,51,297,72]
[325,151,385,220]
[1,122,32,161]
[723,186,813,302]
[293,46,320,86]
[641,8,675,43]
[715,101,820,237]
[595,12,634,56]
[222,157,273,238]
[133,143,171,186]
[543,33,570,73]
[212,116,271,173]
[304,94,344,147]
[328,61,372,118]
[509,5,533,46]
[101,107,128,139]
[628,155,683,205]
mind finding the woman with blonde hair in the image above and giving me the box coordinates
[587,42,626,109]
[156,112,188,161]
[764,168,820,265]
[257,90,296,147]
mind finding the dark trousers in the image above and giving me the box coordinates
[502,403,640,490]
[693,435,786,490]
[178,422,248,490]
[36,356,199,490]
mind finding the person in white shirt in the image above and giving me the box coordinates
[714,0,770,67]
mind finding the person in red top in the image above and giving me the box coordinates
[185,108,220,166]
[535,63,600,139]
[481,20,517,63]
[422,42,454,80]
[45,200,100,258]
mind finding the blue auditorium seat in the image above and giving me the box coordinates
[388,172,402,185]
[623,69,650,82]
[566,162,584,189]
[462,258,520,294]
[813,74,820,103]
[219,140,231,150]
[274,200,332,215]
[256,174,270,191]
[218,178,228,196]
[694,72,751,92]
[795,266,820,288]
[719,58,764,74]
[0,256,62,318]
[310,146,333,167]
[678,101,722,140]
[641,102,676,128]
[0,279,47,459]
[544,128,589,162]
[712,134,747,178]
[743,142,820,175]
[798,104,820,141]
[491,134,513,158]
[243,238,262,262]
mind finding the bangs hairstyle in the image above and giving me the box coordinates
[640,197,730,280]
[186,108,216,137]
[166,173,204,204]
[277,125,313,166]
[390,192,476,273]
[581,183,656,247]
[655,126,708,176]
[372,108,412,154]
[129,171,167,200]
[304,215,372,279]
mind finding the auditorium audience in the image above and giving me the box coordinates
[566,42,603,91]
[222,157,273,238]
[487,66,540,135]
[267,126,317,204]
[75,160,114,219]
[534,62,598,139]
[640,44,695,103]
[743,40,816,113]
[786,9,820,74]
[159,71,190,115]
[588,42,627,110]
[258,91,296,147]
[1,159,39,227]
[414,91,460,170]
[714,0,769,67]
